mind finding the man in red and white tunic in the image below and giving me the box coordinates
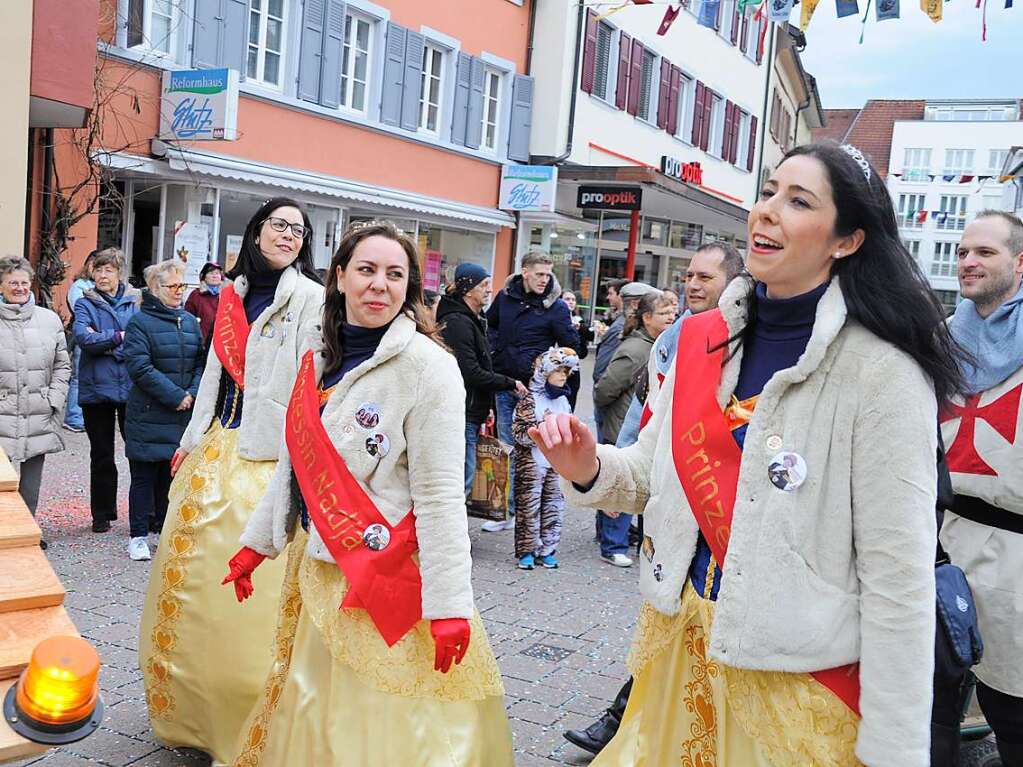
[940,210,1023,766]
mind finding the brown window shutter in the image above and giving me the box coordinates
[615,33,632,110]
[581,10,598,94]
[747,115,758,172]
[667,66,682,135]
[627,39,644,116]
[691,81,706,144]
[656,58,671,129]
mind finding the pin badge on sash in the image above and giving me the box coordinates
[658,345,669,364]
[355,403,381,430]
[362,523,390,551]
[260,324,275,339]
[365,433,390,459]
[768,452,807,492]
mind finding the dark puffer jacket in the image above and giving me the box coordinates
[122,292,206,462]
[73,285,141,404]
[485,274,579,383]
[437,294,517,424]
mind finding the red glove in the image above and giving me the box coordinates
[430,618,471,674]
[169,448,188,477]
[222,547,267,603]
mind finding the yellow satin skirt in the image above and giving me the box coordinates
[139,422,284,764]
[234,531,514,767]
[594,584,862,767]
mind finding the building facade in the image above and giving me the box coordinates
[523,0,783,318]
[886,100,1022,310]
[30,0,537,311]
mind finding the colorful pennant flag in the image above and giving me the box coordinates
[698,0,722,28]
[769,0,796,22]
[836,0,860,16]
[960,174,975,183]
[658,4,683,33]
[920,0,942,21]
[801,0,823,27]
[876,0,900,19]
[1007,0,1013,9]
[917,210,929,223]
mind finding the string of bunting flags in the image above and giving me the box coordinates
[591,0,1013,43]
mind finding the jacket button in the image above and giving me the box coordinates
[766,435,783,451]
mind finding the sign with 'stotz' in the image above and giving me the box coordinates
[499,165,558,212]
[159,69,239,141]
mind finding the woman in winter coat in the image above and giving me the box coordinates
[0,257,71,549]
[592,291,675,445]
[224,221,513,766]
[138,198,323,765]
[561,290,593,411]
[122,260,205,562]
[183,261,223,345]
[72,247,141,533]
[531,143,967,767]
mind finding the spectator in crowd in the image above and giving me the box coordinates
[512,347,579,570]
[184,262,224,345]
[63,251,95,433]
[122,260,205,561]
[436,263,526,498]
[935,210,1023,767]
[565,241,746,756]
[72,248,141,533]
[483,250,579,532]
[591,291,675,567]
[423,289,441,322]
[561,290,592,410]
[0,257,71,550]
[658,287,680,320]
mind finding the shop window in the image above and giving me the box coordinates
[481,69,502,152]
[669,221,703,250]
[642,218,669,246]
[419,45,446,135]
[248,0,287,87]
[340,12,373,113]
[417,223,495,292]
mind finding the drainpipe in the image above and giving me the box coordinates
[548,0,586,165]
[23,129,35,261]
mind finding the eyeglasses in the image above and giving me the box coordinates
[162,283,186,292]
[262,217,307,239]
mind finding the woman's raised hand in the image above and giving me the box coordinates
[527,412,600,486]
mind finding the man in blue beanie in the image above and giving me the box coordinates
[438,263,527,509]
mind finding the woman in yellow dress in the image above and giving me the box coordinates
[224,221,513,766]
[139,198,324,764]
[531,143,968,767]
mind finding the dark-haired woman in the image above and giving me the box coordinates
[224,222,513,766]
[531,142,964,766]
[139,198,323,763]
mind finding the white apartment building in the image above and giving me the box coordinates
[522,0,815,316]
[887,99,1023,312]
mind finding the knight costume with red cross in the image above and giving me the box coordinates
[939,211,1023,766]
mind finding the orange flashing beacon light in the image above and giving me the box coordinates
[4,636,103,745]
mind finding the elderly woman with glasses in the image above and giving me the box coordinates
[121,260,205,562]
[0,257,71,549]
[139,198,323,764]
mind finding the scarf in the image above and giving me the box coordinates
[544,382,572,400]
[949,281,1023,393]
[205,284,221,296]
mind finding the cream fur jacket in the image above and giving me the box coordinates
[178,266,323,461]
[241,314,474,620]
[563,277,938,767]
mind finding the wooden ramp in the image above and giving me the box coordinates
[0,448,80,763]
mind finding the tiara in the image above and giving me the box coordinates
[840,144,871,182]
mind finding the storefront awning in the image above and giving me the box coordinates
[100,144,515,230]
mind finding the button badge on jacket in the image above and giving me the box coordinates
[768,451,807,491]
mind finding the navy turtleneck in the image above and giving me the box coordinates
[690,279,828,601]
[243,267,287,323]
[321,321,391,390]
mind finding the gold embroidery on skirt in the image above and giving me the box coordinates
[233,530,308,767]
[144,430,223,721]
[297,556,504,702]
[681,617,720,767]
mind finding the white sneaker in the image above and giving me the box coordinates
[128,537,151,561]
[480,518,515,532]
[601,553,633,568]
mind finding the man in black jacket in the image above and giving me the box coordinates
[437,263,527,499]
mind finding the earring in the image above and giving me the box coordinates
[835,251,843,259]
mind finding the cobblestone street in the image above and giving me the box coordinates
[13,368,641,767]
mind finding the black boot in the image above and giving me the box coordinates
[564,679,633,755]
[995,737,1023,767]
[930,722,961,767]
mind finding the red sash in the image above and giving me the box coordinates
[212,283,249,390]
[285,350,422,647]
[670,309,861,715]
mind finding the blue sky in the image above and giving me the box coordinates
[798,1,1021,107]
